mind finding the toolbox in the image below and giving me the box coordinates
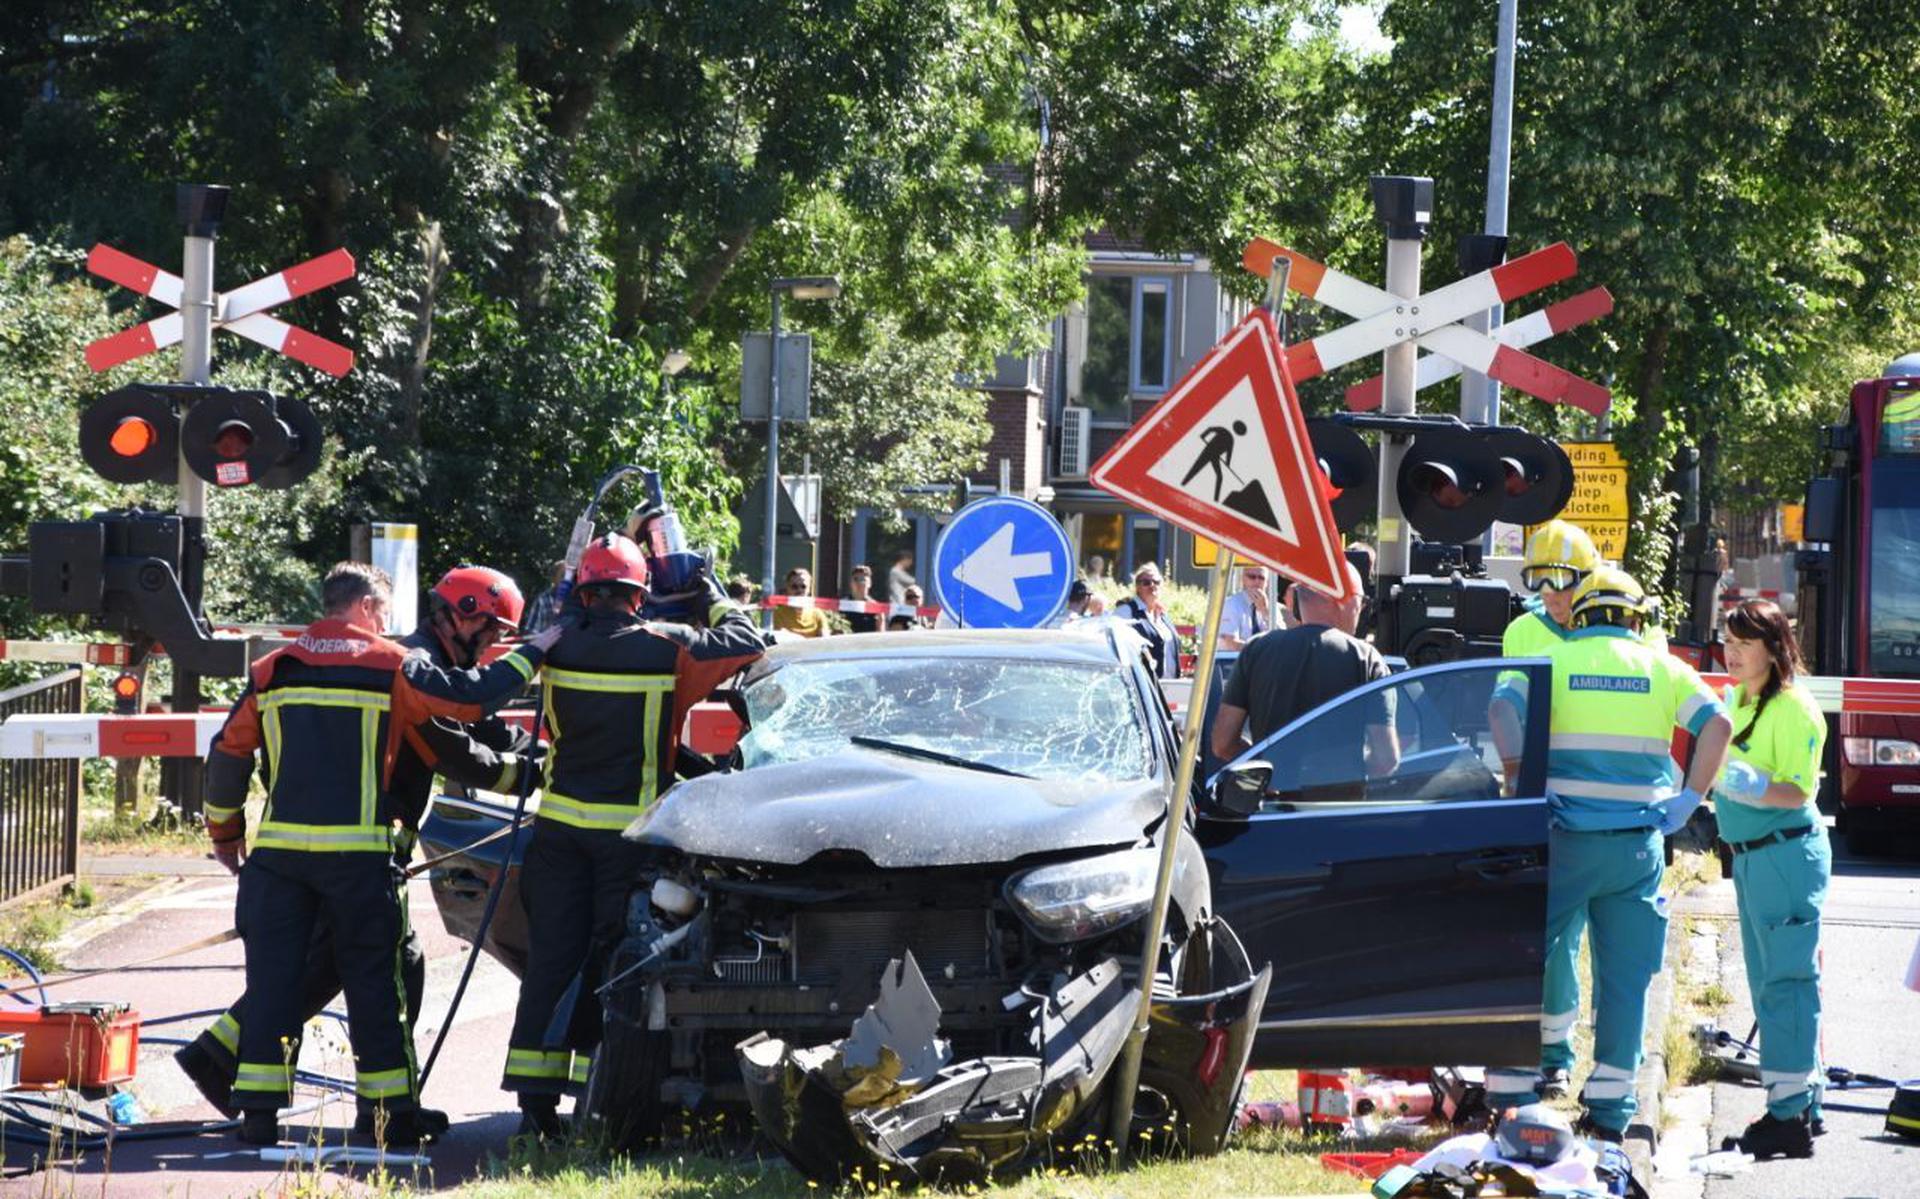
[0,1002,141,1090]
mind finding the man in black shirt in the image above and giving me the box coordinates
[844,564,881,633]
[1211,561,1398,790]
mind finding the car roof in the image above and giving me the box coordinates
[757,625,1135,669]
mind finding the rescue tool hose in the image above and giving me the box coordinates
[418,767,536,1089]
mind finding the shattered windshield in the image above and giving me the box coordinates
[738,656,1153,782]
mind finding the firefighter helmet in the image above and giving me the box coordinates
[576,533,649,590]
[431,565,524,629]
[1569,564,1650,625]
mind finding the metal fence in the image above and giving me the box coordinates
[0,669,82,908]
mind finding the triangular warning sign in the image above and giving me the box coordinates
[1090,308,1352,600]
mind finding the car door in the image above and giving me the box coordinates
[1193,658,1551,1068]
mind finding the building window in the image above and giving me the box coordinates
[1077,274,1175,421]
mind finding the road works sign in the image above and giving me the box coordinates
[1090,308,1351,601]
[932,496,1074,628]
[1241,238,1611,417]
[1526,441,1629,559]
[84,244,356,376]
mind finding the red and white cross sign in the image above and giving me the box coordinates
[83,244,356,377]
[1240,238,1611,417]
[1090,308,1352,600]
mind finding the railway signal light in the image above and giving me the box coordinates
[1310,415,1573,546]
[110,672,142,715]
[77,385,324,490]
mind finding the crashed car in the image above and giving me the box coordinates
[423,632,1554,1181]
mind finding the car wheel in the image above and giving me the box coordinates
[584,986,669,1153]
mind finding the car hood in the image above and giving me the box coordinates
[628,751,1163,868]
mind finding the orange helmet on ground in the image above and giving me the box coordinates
[576,533,649,591]
[431,565,525,629]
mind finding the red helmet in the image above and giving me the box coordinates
[432,565,525,629]
[576,533,649,591]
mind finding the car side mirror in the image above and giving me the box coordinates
[1212,760,1272,817]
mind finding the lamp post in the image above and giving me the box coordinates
[763,276,841,626]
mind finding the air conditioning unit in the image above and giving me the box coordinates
[1058,405,1092,478]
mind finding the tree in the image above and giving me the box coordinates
[1355,0,1920,587]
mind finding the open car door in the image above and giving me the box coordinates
[1193,658,1551,1067]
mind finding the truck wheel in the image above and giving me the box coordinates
[584,989,669,1153]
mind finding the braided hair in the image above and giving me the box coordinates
[1723,599,1802,748]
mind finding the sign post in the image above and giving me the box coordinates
[1092,256,1351,1155]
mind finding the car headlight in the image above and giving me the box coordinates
[1006,847,1160,944]
[1842,737,1920,767]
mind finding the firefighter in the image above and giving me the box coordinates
[1714,598,1829,1160]
[502,534,763,1140]
[176,565,539,1123]
[1516,567,1732,1141]
[203,562,562,1146]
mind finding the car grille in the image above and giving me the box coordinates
[713,951,787,984]
[792,908,991,983]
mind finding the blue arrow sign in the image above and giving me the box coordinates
[933,497,1074,629]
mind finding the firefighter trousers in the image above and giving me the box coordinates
[190,909,425,1089]
[230,848,421,1116]
[501,819,638,1100]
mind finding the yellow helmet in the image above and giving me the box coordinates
[1569,565,1650,625]
[1522,521,1599,593]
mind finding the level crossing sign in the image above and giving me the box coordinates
[1089,308,1352,601]
[932,496,1075,628]
[83,244,357,376]
[1240,238,1611,417]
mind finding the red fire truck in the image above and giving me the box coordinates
[1797,352,1920,850]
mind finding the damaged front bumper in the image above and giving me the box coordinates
[736,918,1271,1186]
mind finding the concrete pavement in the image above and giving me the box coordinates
[2,863,534,1195]
[1681,835,1920,1198]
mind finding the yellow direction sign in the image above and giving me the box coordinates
[1528,441,1628,560]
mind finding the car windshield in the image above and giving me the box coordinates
[738,655,1153,782]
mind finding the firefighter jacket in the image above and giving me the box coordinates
[386,627,534,831]
[536,602,763,832]
[203,616,544,854]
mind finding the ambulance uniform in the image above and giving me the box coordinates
[1715,682,1829,1122]
[1537,625,1724,1133]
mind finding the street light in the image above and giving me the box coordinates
[763,275,841,626]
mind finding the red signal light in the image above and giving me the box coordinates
[109,417,157,458]
[212,421,255,461]
[111,674,140,699]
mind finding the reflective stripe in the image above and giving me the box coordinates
[235,1062,292,1093]
[1582,1075,1634,1100]
[254,821,393,854]
[543,667,673,695]
[360,704,378,828]
[504,651,536,682]
[209,1012,240,1054]
[204,801,244,822]
[505,1048,571,1079]
[569,1054,592,1084]
[1540,1008,1577,1042]
[538,791,642,832]
[259,688,390,712]
[1547,776,1658,802]
[1549,732,1675,757]
[1487,1068,1539,1090]
[357,1067,413,1100]
[497,756,519,794]
[1676,691,1710,728]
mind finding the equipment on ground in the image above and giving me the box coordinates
[1492,1103,1576,1166]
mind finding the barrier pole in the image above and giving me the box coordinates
[1105,549,1234,1157]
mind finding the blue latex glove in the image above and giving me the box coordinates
[1658,787,1705,836]
[1719,760,1769,805]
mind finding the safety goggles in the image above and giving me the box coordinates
[1521,566,1584,593]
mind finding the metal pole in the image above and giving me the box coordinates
[1378,241,1424,581]
[1481,0,1518,433]
[762,290,783,629]
[167,183,224,820]
[1106,550,1233,1156]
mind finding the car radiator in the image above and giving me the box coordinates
[792,908,992,983]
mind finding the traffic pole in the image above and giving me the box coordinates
[164,183,228,820]
[1371,176,1432,583]
[762,289,783,629]
[1105,548,1234,1158]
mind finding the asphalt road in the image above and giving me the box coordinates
[1700,835,1920,1199]
[1,863,534,1196]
